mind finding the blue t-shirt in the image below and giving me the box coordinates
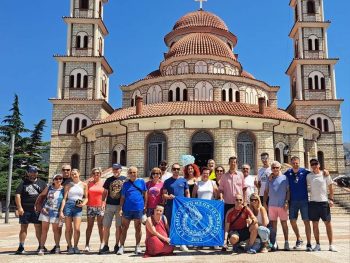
[121,178,147,212]
[284,168,310,202]
[163,177,189,207]
[267,174,289,207]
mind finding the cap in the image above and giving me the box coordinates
[112,163,122,170]
[52,174,62,180]
[309,158,319,164]
[27,166,38,173]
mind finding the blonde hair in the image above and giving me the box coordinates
[150,167,161,179]
[91,167,102,175]
[249,193,262,209]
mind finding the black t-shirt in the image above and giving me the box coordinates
[16,179,47,212]
[103,175,127,205]
[62,177,72,186]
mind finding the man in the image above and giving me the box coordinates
[284,156,312,251]
[99,163,127,254]
[307,159,336,252]
[15,166,47,254]
[219,157,246,218]
[242,164,256,205]
[256,153,271,205]
[264,161,290,251]
[162,163,190,252]
[225,194,258,254]
[159,160,172,182]
[61,164,72,186]
[207,159,216,180]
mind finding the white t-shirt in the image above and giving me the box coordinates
[258,167,271,196]
[307,171,333,202]
[244,175,256,203]
[161,171,172,182]
[196,180,215,200]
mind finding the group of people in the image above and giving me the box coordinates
[14,153,337,257]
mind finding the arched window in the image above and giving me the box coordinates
[320,77,325,90]
[112,151,117,165]
[169,82,187,102]
[81,119,87,128]
[244,87,258,104]
[131,90,141,107]
[323,119,329,132]
[66,119,73,134]
[315,39,319,51]
[165,66,173,75]
[237,132,255,173]
[222,90,226,101]
[83,75,88,88]
[176,87,180,101]
[308,39,312,50]
[74,117,80,133]
[71,154,80,169]
[70,68,88,88]
[310,119,316,127]
[183,89,188,101]
[168,90,173,102]
[307,114,334,132]
[147,133,167,173]
[69,75,74,88]
[191,131,214,168]
[314,75,319,89]
[83,35,88,48]
[316,117,322,130]
[308,77,313,89]
[120,150,126,166]
[309,71,325,90]
[177,62,189,74]
[76,32,88,49]
[229,88,233,102]
[213,63,225,74]
[76,36,81,49]
[235,91,240,102]
[317,151,325,170]
[307,0,316,14]
[194,81,213,101]
[77,73,82,88]
[195,61,207,73]
[146,85,162,104]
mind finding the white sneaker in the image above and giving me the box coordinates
[329,245,337,252]
[313,244,321,251]
[38,249,45,256]
[284,241,290,251]
[117,246,124,255]
[213,246,220,250]
[84,246,90,253]
[180,245,189,252]
[135,245,142,254]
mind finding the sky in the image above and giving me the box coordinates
[0,0,349,142]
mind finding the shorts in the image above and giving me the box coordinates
[268,206,288,221]
[123,210,143,220]
[87,206,104,217]
[19,211,41,224]
[228,227,250,242]
[63,201,82,218]
[257,226,270,243]
[289,200,309,220]
[39,208,60,224]
[103,204,122,227]
[309,201,331,222]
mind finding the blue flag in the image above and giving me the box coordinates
[170,197,224,246]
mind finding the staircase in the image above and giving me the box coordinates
[332,184,350,215]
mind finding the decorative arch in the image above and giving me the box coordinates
[308,35,319,51]
[306,114,334,132]
[194,81,213,101]
[165,66,173,75]
[275,142,289,164]
[308,71,325,90]
[169,82,187,102]
[59,113,92,134]
[195,61,207,73]
[69,68,88,88]
[76,31,88,49]
[212,62,225,74]
[146,85,162,104]
[191,131,214,168]
[237,131,256,173]
[222,82,239,102]
[111,144,126,166]
[245,87,258,105]
[147,132,167,173]
[177,62,189,74]
[131,90,141,106]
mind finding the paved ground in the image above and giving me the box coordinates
[0,214,349,263]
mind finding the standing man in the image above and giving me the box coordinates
[99,163,127,254]
[256,153,271,205]
[242,164,256,205]
[307,159,336,252]
[61,164,72,186]
[264,161,290,251]
[284,156,312,251]
[219,157,246,218]
[15,166,47,254]
[159,160,172,182]
[207,159,216,180]
[162,163,190,252]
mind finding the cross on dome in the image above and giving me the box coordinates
[195,0,207,10]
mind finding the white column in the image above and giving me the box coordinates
[70,0,74,17]
[66,23,72,56]
[298,29,304,58]
[95,62,102,99]
[106,76,110,102]
[57,61,64,99]
[94,24,99,56]
[330,64,337,99]
[320,0,325,21]
[324,30,329,58]
[297,0,302,21]
[296,64,303,100]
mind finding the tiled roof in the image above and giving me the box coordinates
[144,70,162,79]
[94,101,298,125]
[241,70,255,79]
[173,10,228,31]
[165,33,236,61]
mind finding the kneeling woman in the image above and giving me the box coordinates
[144,205,174,257]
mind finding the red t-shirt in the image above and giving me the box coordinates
[87,180,104,207]
[226,206,253,231]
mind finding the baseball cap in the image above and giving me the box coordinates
[112,163,122,170]
[52,174,63,180]
[27,166,38,173]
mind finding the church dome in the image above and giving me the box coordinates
[173,10,228,31]
[165,33,236,61]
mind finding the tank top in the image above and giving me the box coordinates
[196,180,215,200]
[43,185,64,211]
[67,182,84,202]
[87,180,104,207]
[255,207,269,226]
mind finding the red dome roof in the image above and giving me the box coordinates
[241,70,255,79]
[165,33,236,61]
[173,10,228,31]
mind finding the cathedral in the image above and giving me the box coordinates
[49,0,345,178]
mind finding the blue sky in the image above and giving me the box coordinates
[0,0,349,142]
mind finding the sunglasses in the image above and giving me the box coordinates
[236,199,243,201]
[242,168,249,170]
[129,172,137,174]
[310,163,318,166]
[216,170,223,172]
[172,168,180,171]
[272,167,280,169]
[54,177,63,181]
[250,199,258,202]
[62,169,71,171]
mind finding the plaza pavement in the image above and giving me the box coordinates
[0,213,349,263]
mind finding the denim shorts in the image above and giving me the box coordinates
[257,226,270,243]
[123,210,143,220]
[63,200,82,218]
[289,200,309,220]
[19,211,41,224]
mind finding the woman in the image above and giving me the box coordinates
[117,166,147,255]
[85,168,104,252]
[192,167,218,200]
[59,169,88,254]
[214,166,225,186]
[36,174,64,255]
[146,167,164,217]
[183,163,201,197]
[249,193,270,253]
[144,205,174,257]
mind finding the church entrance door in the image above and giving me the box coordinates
[147,133,166,173]
[237,132,255,174]
[191,131,213,168]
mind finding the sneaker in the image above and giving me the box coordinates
[99,245,109,255]
[50,245,57,254]
[84,246,90,253]
[54,246,61,254]
[135,245,143,254]
[306,243,312,252]
[284,241,290,251]
[67,247,75,254]
[74,247,80,254]
[15,246,25,255]
[38,249,45,256]
[117,246,124,255]
[37,246,48,252]
[293,240,303,249]
[114,245,119,254]
[247,248,257,254]
[329,245,337,252]
[180,245,189,252]
[313,244,321,251]
[213,246,220,250]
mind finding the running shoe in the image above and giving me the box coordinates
[114,244,119,254]
[67,247,75,254]
[293,240,303,249]
[313,244,321,251]
[135,245,143,254]
[74,247,80,254]
[84,246,90,253]
[306,243,312,252]
[117,245,124,255]
[284,241,290,251]
[38,249,45,256]
[99,245,109,254]
[180,245,189,252]
[329,245,337,252]
[15,245,25,255]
